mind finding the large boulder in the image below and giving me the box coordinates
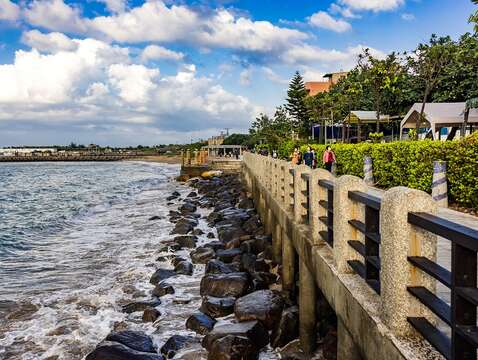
[160,335,197,359]
[150,269,176,285]
[105,331,156,353]
[174,235,197,249]
[217,225,245,243]
[85,341,164,360]
[237,197,254,210]
[203,241,225,252]
[200,273,251,298]
[216,248,242,264]
[241,216,261,234]
[185,312,217,335]
[200,296,235,318]
[202,319,269,351]
[190,247,216,264]
[122,300,161,314]
[271,306,299,348]
[174,261,193,276]
[170,222,193,235]
[208,335,258,360]
[179,202,197,215]
[234,290,284,330]
[205,260,236,275]
[142,308,161,323]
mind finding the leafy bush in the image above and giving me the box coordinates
[300,133,478,210]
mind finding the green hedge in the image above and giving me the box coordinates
[300,133,478,210]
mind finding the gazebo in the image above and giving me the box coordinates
[400,102,478,140]
[343,111,391,141]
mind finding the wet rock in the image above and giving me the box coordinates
[202,319,269,351]
[191,228,204,236]
[86,341,163,360]
[216,248,242,264]
[156,255,174,262]
[241,215,261,234]
[122,300,161,314]
[208,335,258,360]
[271,306,299,348]
[240,254,270,274]
[217,225,246,243]
[187,191,198,198]
[251,272,278,290]
[105,330,156,353]
[186,312,217,335]
[152,282,175,297]
[5,302,39,321]
[200,296,235,318]
[158,243,181,252]
[149,216,162,221]
[234,290,284,330]
[237,197,254,210]
[167,195,178,201]
[207,212,223,225]
[174,235,197,249]
[207,232,215,239]
[190,247,216,264]
[160,335,197,359]
[174,261,193,276]
[205,259,236,275]
[180,202,197,215]
[203,241,225,252]
[200,273,250,298]
[171,256,187,267]
[150,269,176,285]
[142,307,161,323]
[170,222,193,235]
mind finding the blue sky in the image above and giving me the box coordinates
[0,0,476,146]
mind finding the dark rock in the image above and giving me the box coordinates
[205,259,236,275]
[174,235,197,249]
[217,225,246,243]
[174,261,193,276]
[122,300,161,314]
[200,296,235,318]
[251,272,278,290]
[152,282,175,297]
[207,212,222,225]
[85,341,164,360]
[190,247,216,264]
[172,191,181,197]
[185,312,217,335]
[240,254,269,274]
[200,273,250,298]
[203,241,225,252]
[216,248,242,264]
[156,255,174,262]
[166,195,178,201]
[191,228,204,236]
[208,335,258,360]
[170,222,193,235]
[142,307,161,323]
[234,290,284,330]
[179,202,197,214]
[207,232,215,239]
[158,244,181,253]
[105,330,156,353]
[171,256,187,267]
[271,306,299,348]
[187,191,198,198]
[202,320,269,351]
[160,335,197,359]
[237,197,254,210]
[150,269,176,285]
[148,216,162,221]
[241,216,261,234]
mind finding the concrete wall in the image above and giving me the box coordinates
[242,153,444,360]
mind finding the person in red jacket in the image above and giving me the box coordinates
[322,146,336,172]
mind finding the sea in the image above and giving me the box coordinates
[0,161,213,359]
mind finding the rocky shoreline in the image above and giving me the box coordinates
[85,173,337,360]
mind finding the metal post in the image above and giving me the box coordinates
[363,156,374,185]
[432,161,448,208]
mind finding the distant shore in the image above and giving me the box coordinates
[127,155,182,164]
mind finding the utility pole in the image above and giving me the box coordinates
[224,128,231,136]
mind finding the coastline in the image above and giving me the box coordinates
[125,155,182,164]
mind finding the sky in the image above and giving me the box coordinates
[0,0,476,146]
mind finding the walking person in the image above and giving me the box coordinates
[291,148,300,165]
[322,146,336,172]
[303,146,314,168]
[311,149,317,169]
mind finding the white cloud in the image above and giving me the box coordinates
[401,13,415,21]
[141,45,184,62]
[22,30,78,53]
[300,67,326,82]
[24,0,87,33]
[262,67,288,85]
[329,3,361,19]
[309,11,351,33]
[239,68,252,86]
[98,0,127,14]
[0,0,19,21]
[338,0,405,12]
[0,36,259,140]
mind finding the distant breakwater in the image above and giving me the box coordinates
[0,155,140,162]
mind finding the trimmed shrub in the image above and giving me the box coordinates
[300,133,478,210]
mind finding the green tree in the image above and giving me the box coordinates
[285,71,310,138]
[469,0,478,33]
[407,35,454,139]
[250,106,293,148]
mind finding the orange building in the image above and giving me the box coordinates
[305,71,348,96]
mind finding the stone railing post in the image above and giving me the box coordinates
[294,165,311,224]
[309,169,334,244]
[364,156,374,185]
[380,187,437,336]
[432,160,448,208]
[283,162,295,213]
[333,175,367,273]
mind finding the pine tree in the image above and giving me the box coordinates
[285,71,310,138]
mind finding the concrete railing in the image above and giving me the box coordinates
[242,153,478,360]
